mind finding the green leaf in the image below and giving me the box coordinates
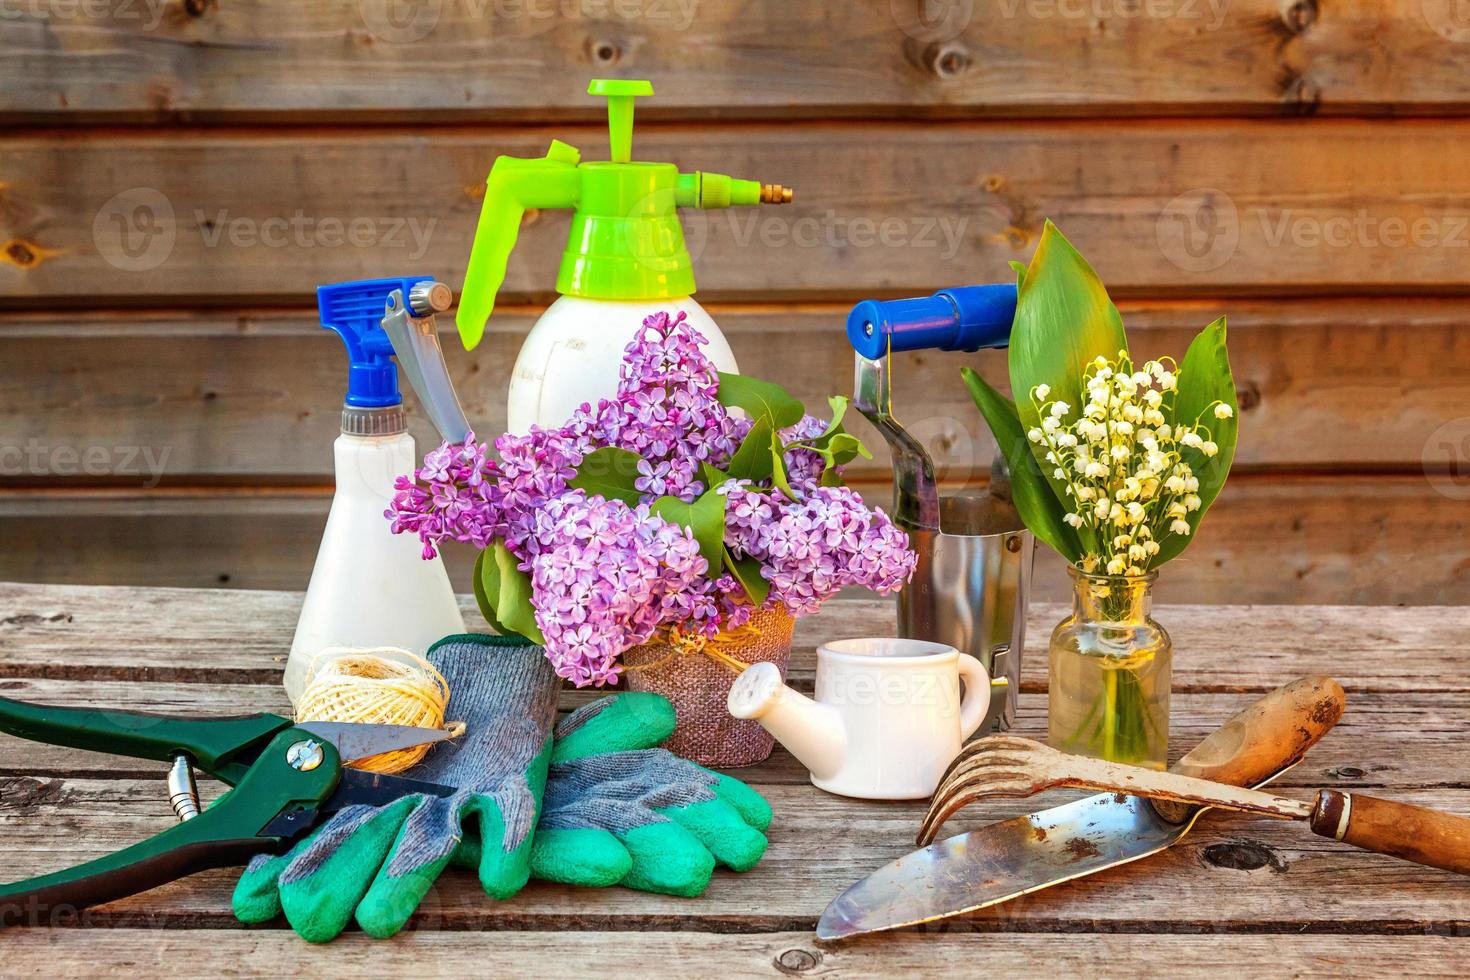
[717,371,805,429]
[815,395,849,441]
[568,446,644,506]
[471,549,509,636]
[1152,315,1238,566]
[823,432,872,468]
[700,461,730,490]
[770,431,797,500]
[1009,259,1027,289]
[724,547,771,607]
[820,466,843,487]
[1009,221,1129,508]
[727,416,775,482]
[475,540,545,644]
[650,486,728,569]
[962,367,1083,562]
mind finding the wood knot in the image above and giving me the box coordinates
[3,240,39,268]
[1203,840,1286,873]
[1234,381,1261,413]
[0,776,68,809]
[925,42,972,79]
[183,0,211,15]
[1,611,73,627]
[1279,73,1322,115]
[1329,765,1366,780]
[774,948,821,974]
[1281,0,1318,33]
[588,39,622,66]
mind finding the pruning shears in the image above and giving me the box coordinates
[0,696,456,923]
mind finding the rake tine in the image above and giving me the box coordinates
[918,736,1074,845]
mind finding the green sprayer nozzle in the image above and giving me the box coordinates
[454,79,793,351]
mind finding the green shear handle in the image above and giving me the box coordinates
[0,728,340,927]
[0,694,344,927]
[0,696,288,777]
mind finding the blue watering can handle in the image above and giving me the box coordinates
[845,283,1017,360]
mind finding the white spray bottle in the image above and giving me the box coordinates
[283,277,467,704]
[454,79,792,433]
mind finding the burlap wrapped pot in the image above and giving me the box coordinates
[621,607,795,768]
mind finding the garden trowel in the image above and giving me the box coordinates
[816,675,1345,942]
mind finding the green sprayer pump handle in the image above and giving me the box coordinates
[0,729,340,925]
[0,695,289,779]
[456,141,582,351]
[453,78,791,351]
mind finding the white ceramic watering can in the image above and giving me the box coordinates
[727,637,991,800]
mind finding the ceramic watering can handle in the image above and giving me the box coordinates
[955,654,992,740]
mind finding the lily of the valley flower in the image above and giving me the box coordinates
[1025,353,1230,576]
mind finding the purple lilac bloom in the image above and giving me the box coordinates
[387,311,916,686]
[781,414,831,489]
[722,482,916,617]
[386,433,504,558]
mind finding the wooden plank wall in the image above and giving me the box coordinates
[1,1,1467,603]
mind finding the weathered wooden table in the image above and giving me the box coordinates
[1,582,1467,976]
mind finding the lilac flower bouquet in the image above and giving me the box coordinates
[387,311,916,687]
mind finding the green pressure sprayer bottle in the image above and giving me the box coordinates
[455,79,792,434]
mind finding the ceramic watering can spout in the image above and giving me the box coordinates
[728,663,846,781]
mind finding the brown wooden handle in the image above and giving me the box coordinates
[1311,791,1470,876]
[1152,676,1345,823]
[1174,675,1345,784]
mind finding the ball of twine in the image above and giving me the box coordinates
[295,646,463,775]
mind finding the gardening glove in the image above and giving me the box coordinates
[457,693,774,896]
[232,633,558,942]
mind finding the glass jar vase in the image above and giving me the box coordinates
[1048,567,1172,769]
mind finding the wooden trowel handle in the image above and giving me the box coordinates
[1153,676,1345,822]
[1311,791,1470,876]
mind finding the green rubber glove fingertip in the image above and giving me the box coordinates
[232,854,287,924]
[553,693,677,762]
[618,822,715,897]
[707,770,774,831]
[530,826,633,887]
[664,798,768,873]
[356,863,444,939]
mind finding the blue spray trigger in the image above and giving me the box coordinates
[317,276,434,408]
[846,283,1017,360]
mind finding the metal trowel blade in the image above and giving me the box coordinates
[817,791,1199,942]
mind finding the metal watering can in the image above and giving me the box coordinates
[845,285,1035,734]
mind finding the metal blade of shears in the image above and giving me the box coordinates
[257,762,458,840]
[294,720,458,764]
